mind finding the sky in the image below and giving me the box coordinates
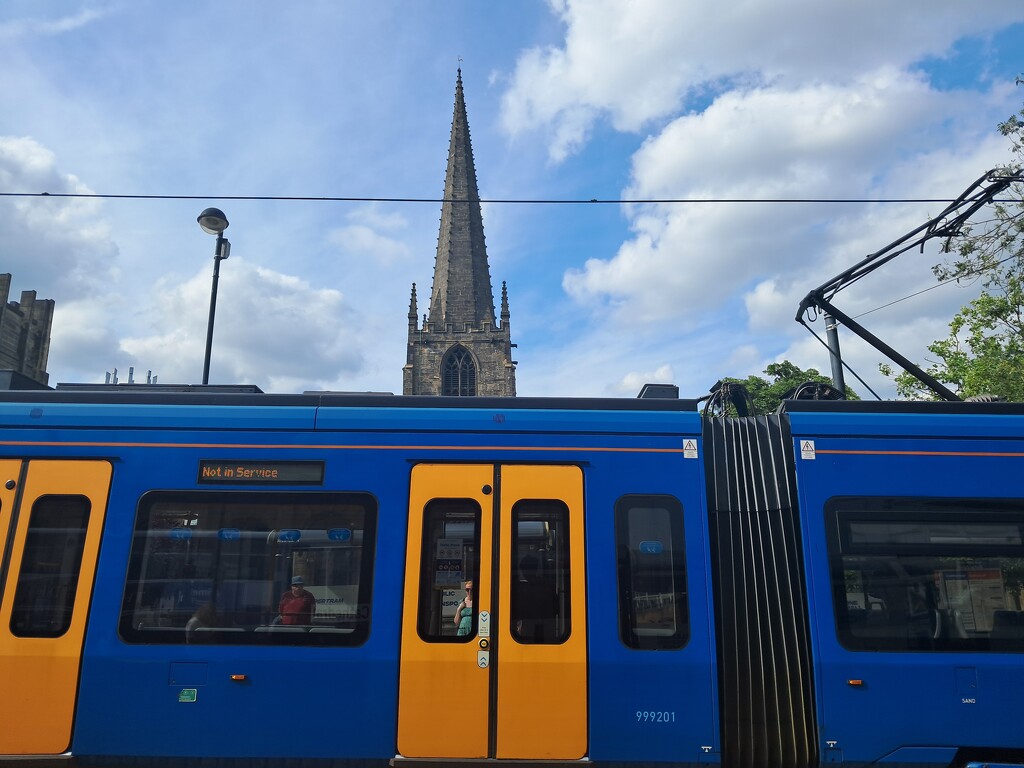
[1,1,1023,400]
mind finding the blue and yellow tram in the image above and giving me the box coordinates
[0,389,1021,768]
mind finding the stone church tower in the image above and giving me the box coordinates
[0,274,53,387]
[403,71,517,396]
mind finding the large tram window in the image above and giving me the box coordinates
[829,497,1024,653]
[10,495,91,638]
[615,495,689,650]
[416,499,480,642]
[511,500,571,644]
[119,492,377,646]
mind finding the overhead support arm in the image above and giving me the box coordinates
[795,168,1024,401]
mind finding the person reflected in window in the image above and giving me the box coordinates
[185,602,216,643]
[279,576,317,625]
[454,580,473,636]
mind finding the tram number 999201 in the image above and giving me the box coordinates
[637,710,676,723]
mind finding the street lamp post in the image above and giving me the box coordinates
[197,208,231,385]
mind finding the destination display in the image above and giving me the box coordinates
[197,460,325,485]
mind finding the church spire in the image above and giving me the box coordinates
[427,68,496,329]
[403,70,516,397]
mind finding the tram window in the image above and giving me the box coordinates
[10,495,91,638]
[416,499,480,642]
[828,497,1024,653]
[615,495,689,650]
[511,500,571,644]
[119,492,377,646]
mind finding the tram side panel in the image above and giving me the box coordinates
[584,435,719,766]
[789,408,1024,767]
[71,432,408,762]
[1,399,716,766]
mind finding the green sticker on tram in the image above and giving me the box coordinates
[178,688,198,703]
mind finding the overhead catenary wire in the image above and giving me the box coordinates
[16,186,1013,320]
[852,248,1021,319]
[0,191,1015,205]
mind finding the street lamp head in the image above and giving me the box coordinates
[197,207,229,235]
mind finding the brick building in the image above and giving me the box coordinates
[0,274,53,388]
[403,70,517,397]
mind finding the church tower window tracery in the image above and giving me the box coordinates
[442,346,477,396]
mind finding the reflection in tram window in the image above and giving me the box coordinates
[615,495,689,650]
[416,499,480,642]
[511,500,570,644]
[9,495,91,638]
[119,492,377,646]
[829,498,1024,653]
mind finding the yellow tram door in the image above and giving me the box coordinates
[0,460,112,756]
[494,464,587,759]
[396,464,587,762]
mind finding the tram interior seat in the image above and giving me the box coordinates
[309,627,354,633]
[989,610,1024,650]
[937,608,968,640]
[859,609,895,637]
[845,608,868,629]
[193,627,244,632]
[254,625,308,632]
[846,608,969,648]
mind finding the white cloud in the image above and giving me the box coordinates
[119,258,363,388]
[328,224,411,267]
[745,279,794,332]
[502,0,1024,162]
[563,76,1011,325]
[48,297,127,384]
[344,204,409,233]
[0,8,109,41]
[0,136,119,294]
[614,364,676,396]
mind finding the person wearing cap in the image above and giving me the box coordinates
[278,576,317,625]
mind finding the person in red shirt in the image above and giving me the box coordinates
[278,576,316,625]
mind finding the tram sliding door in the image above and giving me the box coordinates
[0,460,112,755]
[397,464,587,760]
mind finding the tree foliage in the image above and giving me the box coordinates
[886,77,1024,400]
[718,360,858,416]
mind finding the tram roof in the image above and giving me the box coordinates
[1,386,699,412]
[0,386,702,434]
[780,398,1024,416]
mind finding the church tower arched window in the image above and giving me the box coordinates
[442,346,476,396]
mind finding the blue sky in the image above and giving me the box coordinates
[1,1,1023,398]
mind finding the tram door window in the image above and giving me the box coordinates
[0,460,112,757]
[614,495,689,650]
[9,496,91,638]
[828,498,1024,652]
[510,501,570,644]
[416,499,480,641]
[398,464,587,761]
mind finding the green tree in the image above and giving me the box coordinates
[886,78,1024,400]
[717,360,858,415]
